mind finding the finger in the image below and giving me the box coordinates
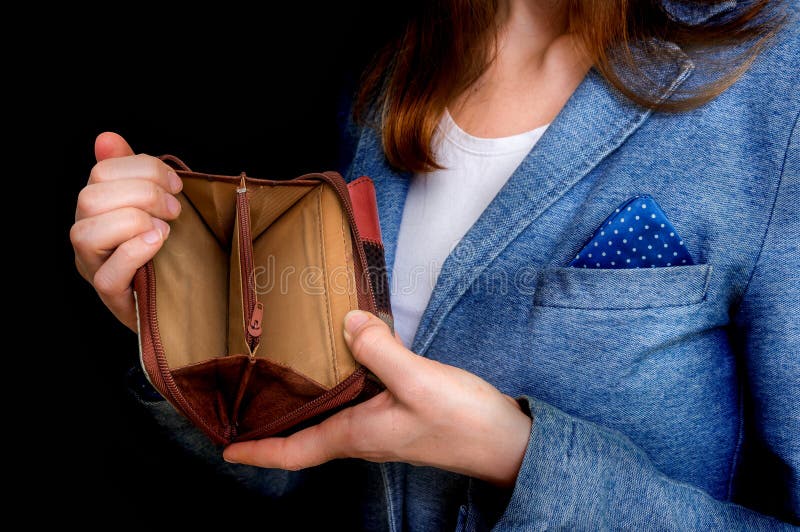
[89,153,183,194]
[92,227,166,302]
[95,132,134,161]
[223,411,352,470]
[97,286,138,332]
[92,228,166,332]
[76,179,182,220]
[71,208,170,278]
[342,310,424,390]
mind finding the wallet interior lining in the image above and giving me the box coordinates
[152,192,229,368]
[251,184,359,389]
[152,179,359,390]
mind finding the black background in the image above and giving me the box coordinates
[49,3,799,527]
[55,4,399,521]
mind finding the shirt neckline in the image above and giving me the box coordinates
[440,108,549,156]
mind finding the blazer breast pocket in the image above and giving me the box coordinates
[533,263,713,310]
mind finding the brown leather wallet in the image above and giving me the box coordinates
[133,155,392,445]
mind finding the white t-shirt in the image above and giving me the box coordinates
[392,110,548,348]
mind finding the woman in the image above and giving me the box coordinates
[72,0,798,529]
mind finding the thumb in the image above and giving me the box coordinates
[95,131,135,162]
[343,310,418,389]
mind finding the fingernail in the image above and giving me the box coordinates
[142,228,162,244]
[166,194,181,216]
[153,218,170,238]
[167,171,183,193]
[222,450,237,464]
[344,310,369,334]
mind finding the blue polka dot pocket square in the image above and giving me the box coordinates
[569,195,694,269]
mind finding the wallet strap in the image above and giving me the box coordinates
[160,154,192,172]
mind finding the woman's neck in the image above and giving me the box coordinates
[450,0,590,138]
[498,0,571,60]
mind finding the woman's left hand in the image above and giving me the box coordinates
[223,310,532,487]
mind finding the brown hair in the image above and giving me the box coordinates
[355,0,786,173]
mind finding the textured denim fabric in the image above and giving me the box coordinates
[130,4,799,530]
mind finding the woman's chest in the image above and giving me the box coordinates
[405,167,762,499]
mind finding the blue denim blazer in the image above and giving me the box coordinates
[132,3,799,529]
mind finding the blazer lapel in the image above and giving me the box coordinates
[349,142,411,292]
[410,61,694,356]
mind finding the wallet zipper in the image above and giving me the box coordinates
[237,177,262,354]
[239,172,377,327]
[231,178,262,439]
[236,172,380,441]
[236,365,368,441]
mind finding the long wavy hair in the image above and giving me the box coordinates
[354,0,785,172]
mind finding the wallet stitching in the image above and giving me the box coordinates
[340,197,358,321]
[349,176,371,189]
[317,188,339,384]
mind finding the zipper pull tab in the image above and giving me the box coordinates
[237,173,247,193]
[248,301,264,338]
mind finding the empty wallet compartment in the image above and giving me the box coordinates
[133,156,392,444]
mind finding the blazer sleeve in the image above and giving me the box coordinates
[461,114,800,531]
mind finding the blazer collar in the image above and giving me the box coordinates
[661,0,736,25]
[361,48,694,356]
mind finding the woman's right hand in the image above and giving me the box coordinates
[70,132,184,332]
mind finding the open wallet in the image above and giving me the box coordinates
[133,155,393,445]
